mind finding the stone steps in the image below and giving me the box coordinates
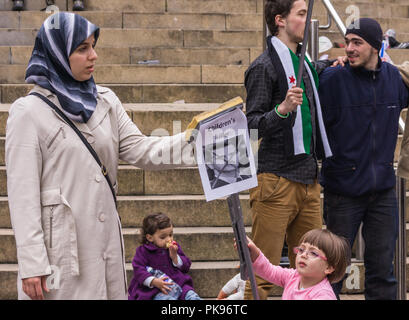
[0,28,263,47]
[0,194,252,229]
[0,46,255,66]
[0,261,244,299]
[0,11,259,30]
[0,260,372,299]
[0,261,242,299]
[1,45,407,67]
[0,39,407,100]
[0,0,262,14]
[0,0,167,12]
[0,64,249,84]
[0,189,408,227]
[1,220,406,298]
[1,26,408,49]
[0,190,408,226]
[0,102,218,135]
[2,53,409,84]
[0,103,406,163]
[0,63,408,102]
[70,0,409,14]
[0,165,203,196]
[2,155,409,195]
[0,84,247,104]
[1,9,408,42]
[0,226,253,264]
[3,11,408,34]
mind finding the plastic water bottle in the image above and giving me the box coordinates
[146,266,171,282]
[146,266,182,299]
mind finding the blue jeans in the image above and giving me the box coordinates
[153,287,201,300]
[153,282,182,300]
[184,290,202,300]
[324,187,398,300]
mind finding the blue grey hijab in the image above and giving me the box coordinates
[25,12,100,123]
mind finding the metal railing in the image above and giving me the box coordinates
[396,119,407,300]
[396,176,407,300]
[261,0,407,299]
[320,0,347,34]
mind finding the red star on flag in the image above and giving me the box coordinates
[289,76,296,84]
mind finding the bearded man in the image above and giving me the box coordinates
[319,18,409,300]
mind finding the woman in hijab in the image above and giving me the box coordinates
[5,12,194,300]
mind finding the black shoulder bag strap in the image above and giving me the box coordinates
[29,92,117,209]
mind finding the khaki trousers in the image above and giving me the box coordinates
[244,173,322,300]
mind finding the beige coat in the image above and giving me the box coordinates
[5,85,195,299]
[396,62,409,178]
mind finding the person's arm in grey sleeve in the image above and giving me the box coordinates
[312,59,337,75]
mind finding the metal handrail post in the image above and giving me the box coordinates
[395,177,407,300]
[318,12,332,30]
[321,0,346,35]
[395,119,407,300]
[308,19,319,62]
[355,223,365,262]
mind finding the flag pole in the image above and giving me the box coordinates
[296,0,315,88]
[227,193,260,300]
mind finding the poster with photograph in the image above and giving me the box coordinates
[194,107,258,202]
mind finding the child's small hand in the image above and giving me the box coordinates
[152,277,173,295]
[246,237,261,262]
[234,236,260,263]
[167,241,178,262]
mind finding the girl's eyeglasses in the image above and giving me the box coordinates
[293,247,327,261]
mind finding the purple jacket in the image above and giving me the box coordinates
[127,242,195,300]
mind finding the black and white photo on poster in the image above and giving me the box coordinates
[194,107,257,201]
[204,134,251,190]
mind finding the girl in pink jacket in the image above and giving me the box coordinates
[245,229,350,300]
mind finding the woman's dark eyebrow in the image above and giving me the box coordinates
[80,39,95,47]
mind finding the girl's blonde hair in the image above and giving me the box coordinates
[298,229,351,283]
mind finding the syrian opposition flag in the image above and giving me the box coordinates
[271,36,332,158]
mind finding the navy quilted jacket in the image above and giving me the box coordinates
[319,60,409,196]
